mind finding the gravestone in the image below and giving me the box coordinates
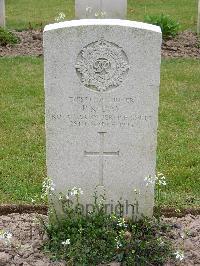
[198,0,200,34]
[0,0,5,27]
[75,0,127,19]
[44,19,162,218]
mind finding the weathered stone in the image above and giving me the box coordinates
[44,19,162,218]
[0,252,10,265]
[75,0,127,19]
[0,0,5,27]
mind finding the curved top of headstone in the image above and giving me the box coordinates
[44,19,161,34]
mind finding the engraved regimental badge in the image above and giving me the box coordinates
[75,38,129,92]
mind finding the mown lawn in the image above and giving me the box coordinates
[5,0,198,31]
[0,57,199,207]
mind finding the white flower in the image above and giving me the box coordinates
[180,232,185,239]
[115,237,122,249]
[145,173,167,187]
[144,175,156,186]
[42,177,55,197]
[117,218,127,228]
[174,250,184,261]
[62,239,70,245]
[55,12,66,22]
[71,187,83,196]
[31,198,36,203]
[66,195,70,200]
[158,172,164,177]
[78,188,83,195]
[158,179,167,186]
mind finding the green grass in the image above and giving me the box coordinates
[0,57,45,203]
[158,59,200,208]
[6,0,74,30]
[0,57,200,207]
[5,0,198,31]
[128,0,198,31]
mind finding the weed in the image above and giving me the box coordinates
[0,27,19,46]
[144,14,180,39]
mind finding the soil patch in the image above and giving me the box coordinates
[0,30,199,58]
[0,213,199,266]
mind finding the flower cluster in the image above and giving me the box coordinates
[55,12,66,22]
[117,218,127,228]
[116,238,122,249]
[62,239,70,246]
[71,187,83,197]
[41,177,55,199]
[58,187,83,202]
[144,172,167,187]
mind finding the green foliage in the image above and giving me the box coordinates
[144,14,180,39]
[0,27,19,46]
[42,189,173,265]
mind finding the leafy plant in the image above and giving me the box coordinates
[144,14,180,39]
[41,183,174,265]
[0,27,19,46]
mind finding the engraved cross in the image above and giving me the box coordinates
[84,132,119,186]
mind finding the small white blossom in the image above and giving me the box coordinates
[62,239,70,245]
[71,187,83,196]
[180,232,185,239]
[145,173,167,187]
[66,195,70,200]
[144,175,156,186]
[42,177,55,198]
[158,179,167,186]
[55,12,66,22]
[117,218,127,228]
[31,198,36,203]
[174,250,184,261]
[115,237,122,249]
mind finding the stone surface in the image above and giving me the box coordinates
[0,0,5,27]
[198,0,200,34]
[75,0,127,19]
[44,19,162,218]
[0,252,10,265]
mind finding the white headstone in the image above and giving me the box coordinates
[0,0,5,27]
[44,20,162,218]
[198,0,200,35]
[75,0,127,19]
